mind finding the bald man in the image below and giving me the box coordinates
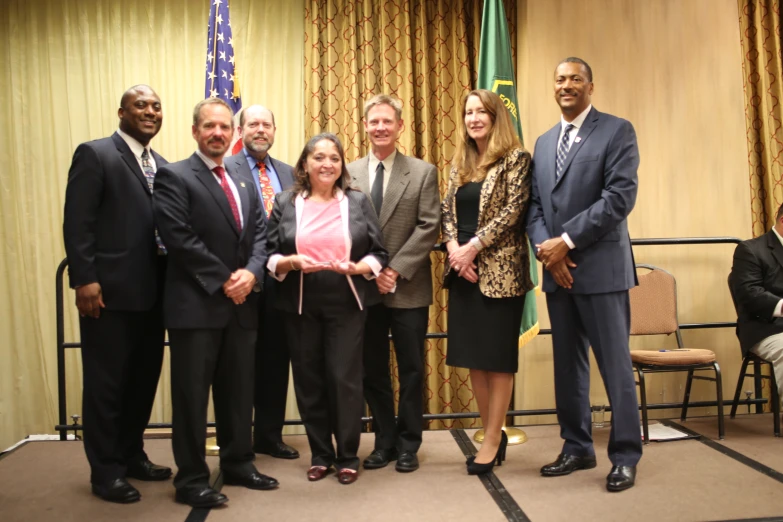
[225,105,299,459]
[63,85,171,503]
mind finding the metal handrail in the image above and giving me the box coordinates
[54,236,747,437]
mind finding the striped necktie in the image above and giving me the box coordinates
[556,123,575,180]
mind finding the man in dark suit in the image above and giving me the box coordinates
[153,98,278,508]
[225,105,299,460]
[347,94,440,472]
[729,203,783,401]
[63,84,171,503]
[526,57,642,492]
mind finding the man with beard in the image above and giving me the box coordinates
[153,98,278,508]
[63,84,171,503]
[225,105,298,460]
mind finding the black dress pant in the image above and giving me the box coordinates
[283,271,366,471]
[363,304,429,452]
[80,298,165,484]
[169,315,257,490]
[253,275,291,448]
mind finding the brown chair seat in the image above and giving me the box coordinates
[631,348,716,366]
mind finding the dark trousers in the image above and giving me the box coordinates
[363,304,428,452]
[283,271,366,471]
[80,305,164,484]
[169,315,257,490]
[253,276,290,448]
[547,289,643,467]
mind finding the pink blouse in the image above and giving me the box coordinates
[298,198,347,263]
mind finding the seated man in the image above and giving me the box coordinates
[729,203,783,402]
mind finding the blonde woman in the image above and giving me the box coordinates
[441,89,533,474]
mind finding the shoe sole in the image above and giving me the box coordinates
[257,453,300,460]
[92,492,141,504]
[395,464,419,472]
[175,497,228,508]
[222,479,279,491]
[363,459,396,470]
[540,461,597,477]
[606,482,635,492]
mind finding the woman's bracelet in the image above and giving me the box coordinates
[289,259,297,271]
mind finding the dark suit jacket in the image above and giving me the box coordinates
[152,153,267,330]
[729,230,783,355]
[225,151,295,224]
[266,188,388,314]
[63,132,168,311]
[526,107,639,294]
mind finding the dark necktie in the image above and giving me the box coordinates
[556,123,575,180]
[256,161,275,218]
[141,149,166,254]
[213,166,242,231]
[371,161,384,216]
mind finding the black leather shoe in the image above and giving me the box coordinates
[395,451,419,472]
[175,486,228,508]
[222,470,279,490]
[540,453,597,476]
[126,459,172,481]
[363,448,398,469]
[606,465,636,492]
[91,478,141,503]
[253,442,300,460]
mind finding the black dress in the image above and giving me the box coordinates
[446,181,524,373]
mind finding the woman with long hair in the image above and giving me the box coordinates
[441,89,534,474]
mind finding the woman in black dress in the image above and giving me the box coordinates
[441,89,533,474]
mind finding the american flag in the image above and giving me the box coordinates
[205,0,243,153]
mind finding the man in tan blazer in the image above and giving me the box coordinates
[348,94,440,472]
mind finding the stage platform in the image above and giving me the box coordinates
[1,414,782,522]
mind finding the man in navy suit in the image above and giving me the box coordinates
[153,98,278,508]
[526,57,642,492]
[225,105,299,459]
[63,85,171,503]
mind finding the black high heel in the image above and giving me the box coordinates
[467,431,508,475]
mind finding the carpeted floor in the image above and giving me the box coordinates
[1,416,782,522]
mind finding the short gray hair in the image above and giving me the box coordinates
[363,94,403,120]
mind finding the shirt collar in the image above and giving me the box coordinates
[369,149,397,173]
[560,104,593,132]
[244,147,269,169]
[117,128,148,159]
[195,150,222,172]
[772,226,783,248]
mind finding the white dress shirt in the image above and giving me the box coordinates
[117,128,156,173]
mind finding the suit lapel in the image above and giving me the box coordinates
[112,133,151,196]
[767,230,783,270]
[192,154,240,236]
[554,108,599,189]
[227,165,251,240]
[352,156,371,194]
[378,154,410,227]
[270,157,295,190]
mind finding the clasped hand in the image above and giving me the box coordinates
[288,254,365,276]
[223,269,257,305]
[447,241,478,284]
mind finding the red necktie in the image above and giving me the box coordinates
[213,166,242,231]
[257,161,275,218]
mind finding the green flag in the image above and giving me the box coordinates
[477,0,539,347]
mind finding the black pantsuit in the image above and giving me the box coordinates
[547,289,642,467]
[284,271,367,471]
[169,317,257,489]
[80,299,165,483]
[253,274,291,448]
[363,304,428,452]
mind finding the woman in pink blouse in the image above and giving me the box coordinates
[265,133,387,485]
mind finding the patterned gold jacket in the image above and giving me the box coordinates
[441,147,533,298]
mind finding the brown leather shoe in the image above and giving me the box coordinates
[337,469,358,485]
[307,466,331,482]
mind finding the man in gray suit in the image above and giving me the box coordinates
[225,105,299,460]
[347,94,440,472]
[526,57,642,492]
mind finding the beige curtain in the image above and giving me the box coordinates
[739,0,783,236]
[304,0,516,429]
[0,0,305,452]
